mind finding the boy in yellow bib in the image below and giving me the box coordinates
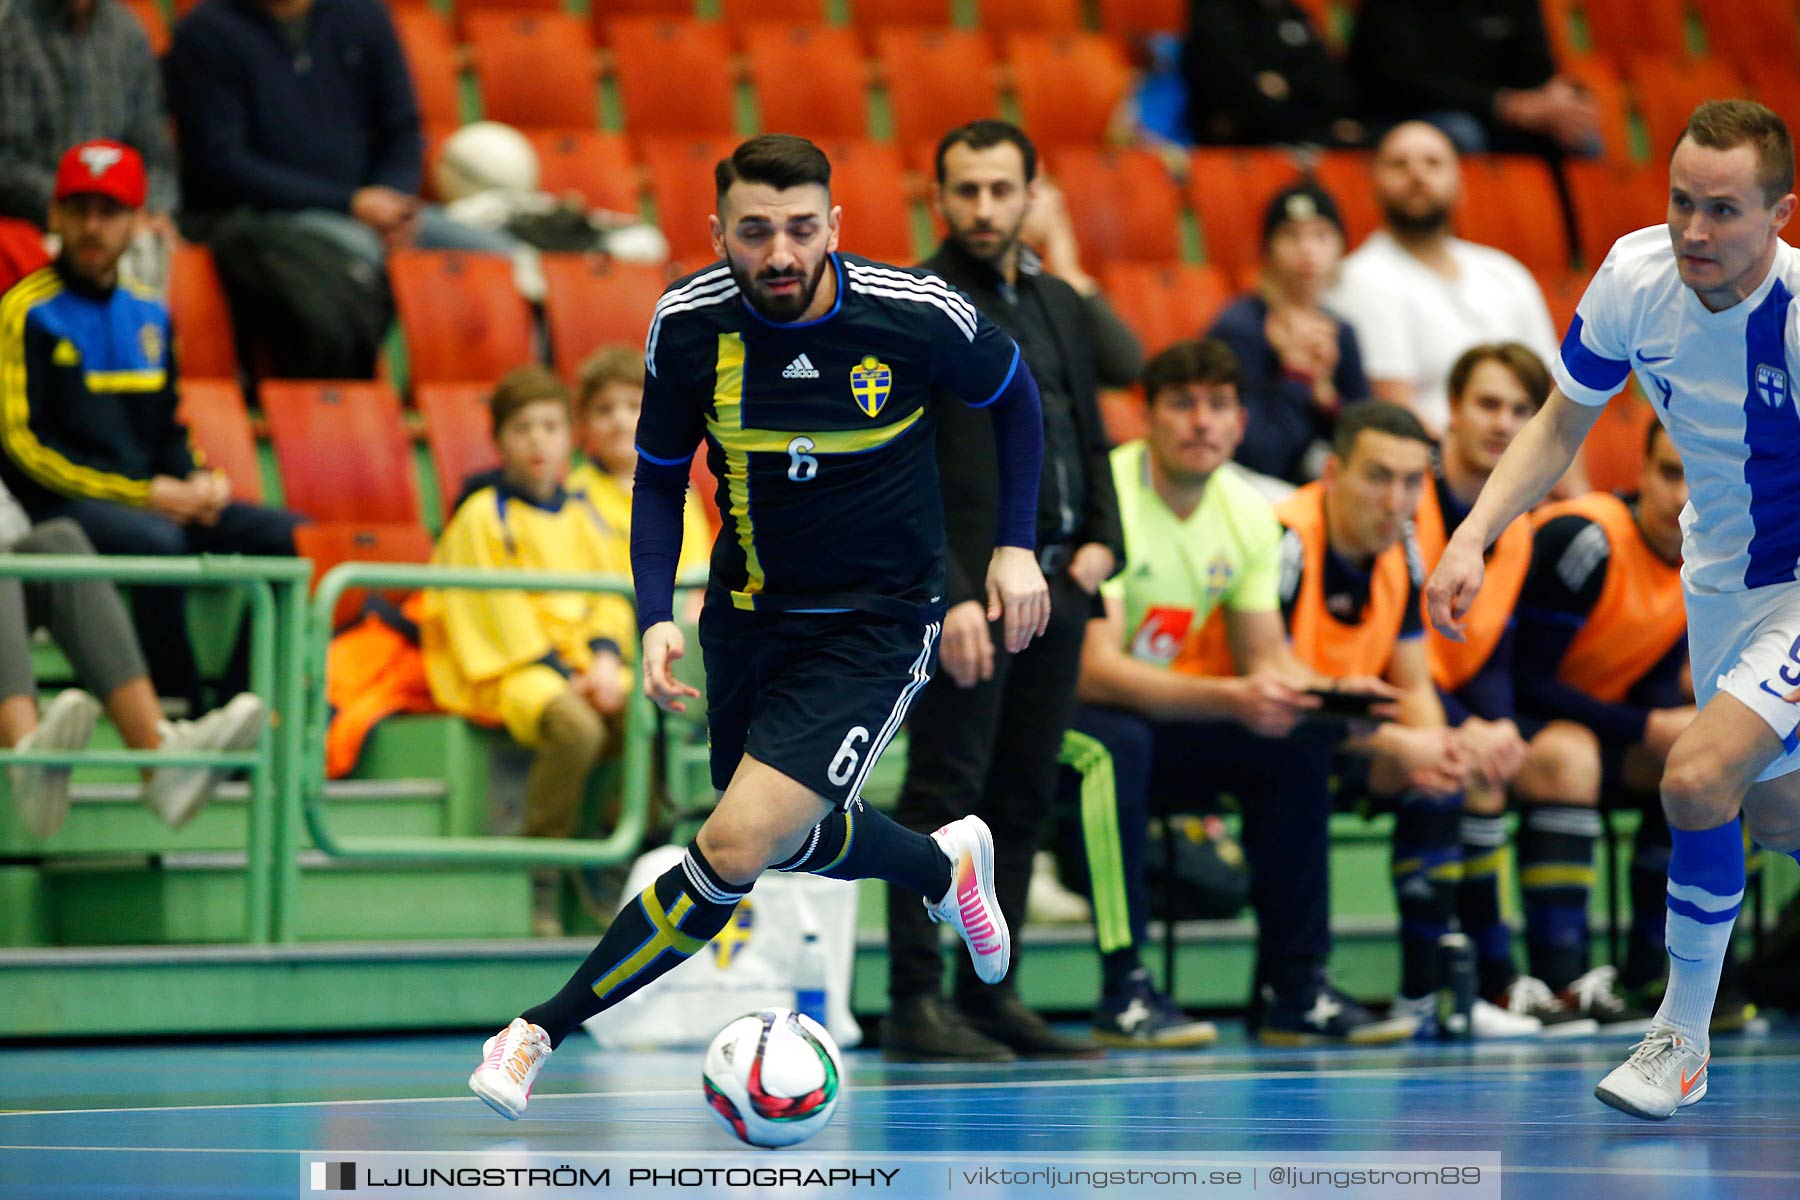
[422,366,638,934]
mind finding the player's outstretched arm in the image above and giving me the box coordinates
[1425,387,1601,640]
[641,621,701,713]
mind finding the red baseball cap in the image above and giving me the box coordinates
[52,140,147,209]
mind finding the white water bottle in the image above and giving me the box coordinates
[793,929,829,1027]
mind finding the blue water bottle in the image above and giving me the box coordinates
[794,930,829,1027]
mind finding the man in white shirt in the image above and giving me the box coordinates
[1427,99,1800,1122]
[1327,121,1558,437]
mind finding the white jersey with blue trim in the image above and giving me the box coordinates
[1552,224,1800,594]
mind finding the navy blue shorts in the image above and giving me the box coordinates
[699,604,941,808]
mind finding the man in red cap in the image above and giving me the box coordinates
[0,140,303,712]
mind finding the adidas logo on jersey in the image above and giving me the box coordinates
[783,354,821,380]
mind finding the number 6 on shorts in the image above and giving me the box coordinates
[827,726,871,786]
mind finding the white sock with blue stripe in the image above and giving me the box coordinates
[1653,820,1745,1045]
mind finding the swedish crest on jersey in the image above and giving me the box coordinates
[1756,363,1790,409]
[849,354,893,418]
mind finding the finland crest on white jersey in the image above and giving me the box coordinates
[1552,225,1800,593]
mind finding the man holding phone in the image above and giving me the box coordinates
[1071,341,1411,1046]
[1258,400,1543,1038]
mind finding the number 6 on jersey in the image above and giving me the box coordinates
[787,436,818,483]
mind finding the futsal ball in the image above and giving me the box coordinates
[702,1009,842,1148]
[434,121,539,201]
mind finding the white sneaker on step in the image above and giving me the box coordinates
[469,1017,553,1120]
[1595,1022,1709,1120]
[925,815,1011,985]
[1025,850,1092,925]
[146,692,266,827]
[7,689,100,838]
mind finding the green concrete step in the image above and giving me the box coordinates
[40,852,531,946]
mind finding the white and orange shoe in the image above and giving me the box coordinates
[1595,1023,1709,1120]
[925,816,1010,985]
[469,1017,553,1120]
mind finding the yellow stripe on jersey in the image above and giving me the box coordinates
[707,333,765,610]
[703,333,926,610]
[0,270,151,505]
[710,406,922,455]
[84,368,167,393]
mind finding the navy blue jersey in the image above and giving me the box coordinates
[636,252,1021,620]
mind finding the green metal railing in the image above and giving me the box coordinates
[2,555,675,946]
[291,563,658,939]
[0,554,313,944]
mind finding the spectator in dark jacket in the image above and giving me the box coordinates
[164,0,512,267]
[1183,0,1363,147]
[1349,0,1599,156]
[885,120,1139,1063]
[1208,181,1369,485]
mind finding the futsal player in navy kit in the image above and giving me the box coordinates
[469,135,1051,1117]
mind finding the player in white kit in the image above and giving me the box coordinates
[1426,100,1800,1120]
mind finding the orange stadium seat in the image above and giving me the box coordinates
[609,18,737,141]
[1581,0,1688,67]
[262,381,422,524]
[642,137,738,265]
[541,255,669,378]
[1101,263,1232,357]
[294,522,438,630]
[741,24,871,141]
[468,12,598,129]
[1703,0,1800,71]
[453,0,561,40]
[123,0,168,55]
[1006,33,1132,146]
[1538,0,1580,68]
[722,0,825,20]
[852,0,953,43]
[1627,56,1749,160]
[1188,147,1300,275]
[977,0,1080,36]
[589,0,694,21]
[1565,159,1664,267]
[810,140,916,264]
[421,120,456,201]
[875,28,1002,149]
[1535,269,1587,341]
[1049,146,1182,267]
[1098,388,1149,445]
[416,382,504,521]
[1744,57,1800,130]
[1312,150,1380,249]
[1457,154,1570,276]
[1560,55,1634,163]
[167,244,237,381]
[526,130,641,215]
[1095,0,1184,39]
[391,7,462,127]
[388,251,533,386]
[175,379,262,504]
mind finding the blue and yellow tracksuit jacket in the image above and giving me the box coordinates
[0,262,197,512]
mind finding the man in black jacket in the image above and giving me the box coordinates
[884,120,1141,1061]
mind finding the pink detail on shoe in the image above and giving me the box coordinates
[957,874,1001,953]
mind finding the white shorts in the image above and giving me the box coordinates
[1686,580,1800,781]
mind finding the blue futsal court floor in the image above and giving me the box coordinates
[2,1021,1797,1199]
